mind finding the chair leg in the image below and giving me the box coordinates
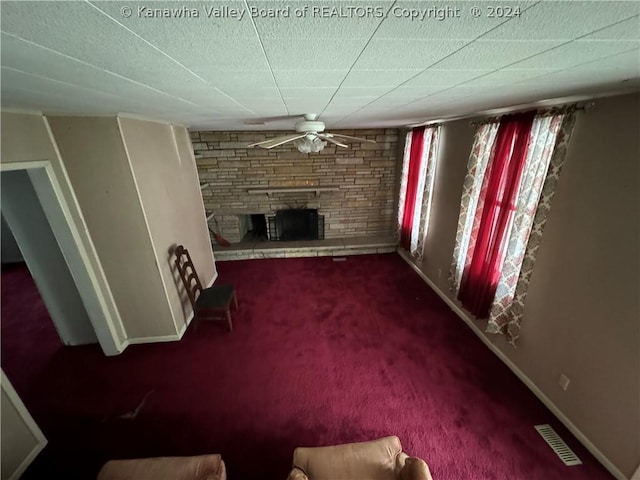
[232,290,239,311]
[226,309,233,332]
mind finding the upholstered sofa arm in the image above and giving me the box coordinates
[397,457,433,480]
[97,454,226,480]
[291,436,403,480]
[287,467,310,480]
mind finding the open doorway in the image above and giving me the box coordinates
[1,170,97,346]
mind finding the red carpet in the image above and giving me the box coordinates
[1,255,613,479]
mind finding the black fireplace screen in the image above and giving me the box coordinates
[268,209,324,241]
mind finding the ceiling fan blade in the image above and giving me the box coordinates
[247,138,281,147]
[249,133,307,149]
[318,134,348,148]
[325,133,377,144]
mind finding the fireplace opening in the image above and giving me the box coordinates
[240,214,268,242]
[268,209,324,241]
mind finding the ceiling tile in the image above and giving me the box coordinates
[196,70,277,92]
[280,87,335,99]
[321,102,374,113]
[432,40,563,70]
[331,86,395,98]
[373,1,537,40]
[376,86,446,100]
[284,100,331,112]
[341,69,423,87]
[0,2,225,99]
[1,85,108,114]
[219,86,283,99]
[483,1,640,40]
[583,15,640,40]
[92,1,257,37]
[248,0,386,38]
[402,69,493,87]
[0,0,638,129]
[1,68,147,113]
[89,2,271,72]
[1,3,184,75]
[460,69,560,87]
[517,50,640,87]
[352,39,468,70]
[509,41,639,69]
[0,33,203,109]
[272,69,349,88]
[261,37,368,69]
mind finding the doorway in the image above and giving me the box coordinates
[0,162,123,355]
[1,170,97,345]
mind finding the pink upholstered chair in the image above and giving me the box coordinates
[287,436,433,480]
[97,454,226,480]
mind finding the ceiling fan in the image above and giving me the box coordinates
[246,114,376,153]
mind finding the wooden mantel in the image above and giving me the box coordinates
[247,185,340,196]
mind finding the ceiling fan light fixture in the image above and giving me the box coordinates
[294,136,327,153]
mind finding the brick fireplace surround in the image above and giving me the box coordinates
[191,129,401,259]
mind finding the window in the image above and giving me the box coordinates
[449,109,577,344]
[397,125,440,261]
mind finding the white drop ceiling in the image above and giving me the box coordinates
[1,1,639,130]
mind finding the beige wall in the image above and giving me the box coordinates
[118,118,215,332]
[0,388,36,480]
[0,112,126,350]
[48,117,175,338]
[409,92,640,478]
[10,114,213,341]
[173,125,217,286]
[1,371,46,480]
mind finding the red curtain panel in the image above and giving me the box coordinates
[399,126,425,250]
[458,113,535,318]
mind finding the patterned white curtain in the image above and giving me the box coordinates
[486,114,563,334]
[449,111,577,345]
[449,122,500,292]
[411,127,440,261]
[397,127,441,260]
[495,113,577,345]
[397,131,413,237]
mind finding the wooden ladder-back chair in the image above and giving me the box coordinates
[174,245,238,332]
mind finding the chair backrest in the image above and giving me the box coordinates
[174,245,203,309]
[292,436,403,480]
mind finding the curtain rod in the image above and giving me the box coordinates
[469,102,594,127]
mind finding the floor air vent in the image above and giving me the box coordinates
[535,424,582,466]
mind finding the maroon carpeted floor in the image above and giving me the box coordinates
[1,255,613,480]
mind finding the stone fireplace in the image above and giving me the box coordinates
[192,129,400,244]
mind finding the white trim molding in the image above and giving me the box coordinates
[0,160,48,172]
[397,248,628,480]
[122,271,217,346]
[116,112,187,128]
[0,107,44,116]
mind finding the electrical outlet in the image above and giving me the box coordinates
[558,374,570,391]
